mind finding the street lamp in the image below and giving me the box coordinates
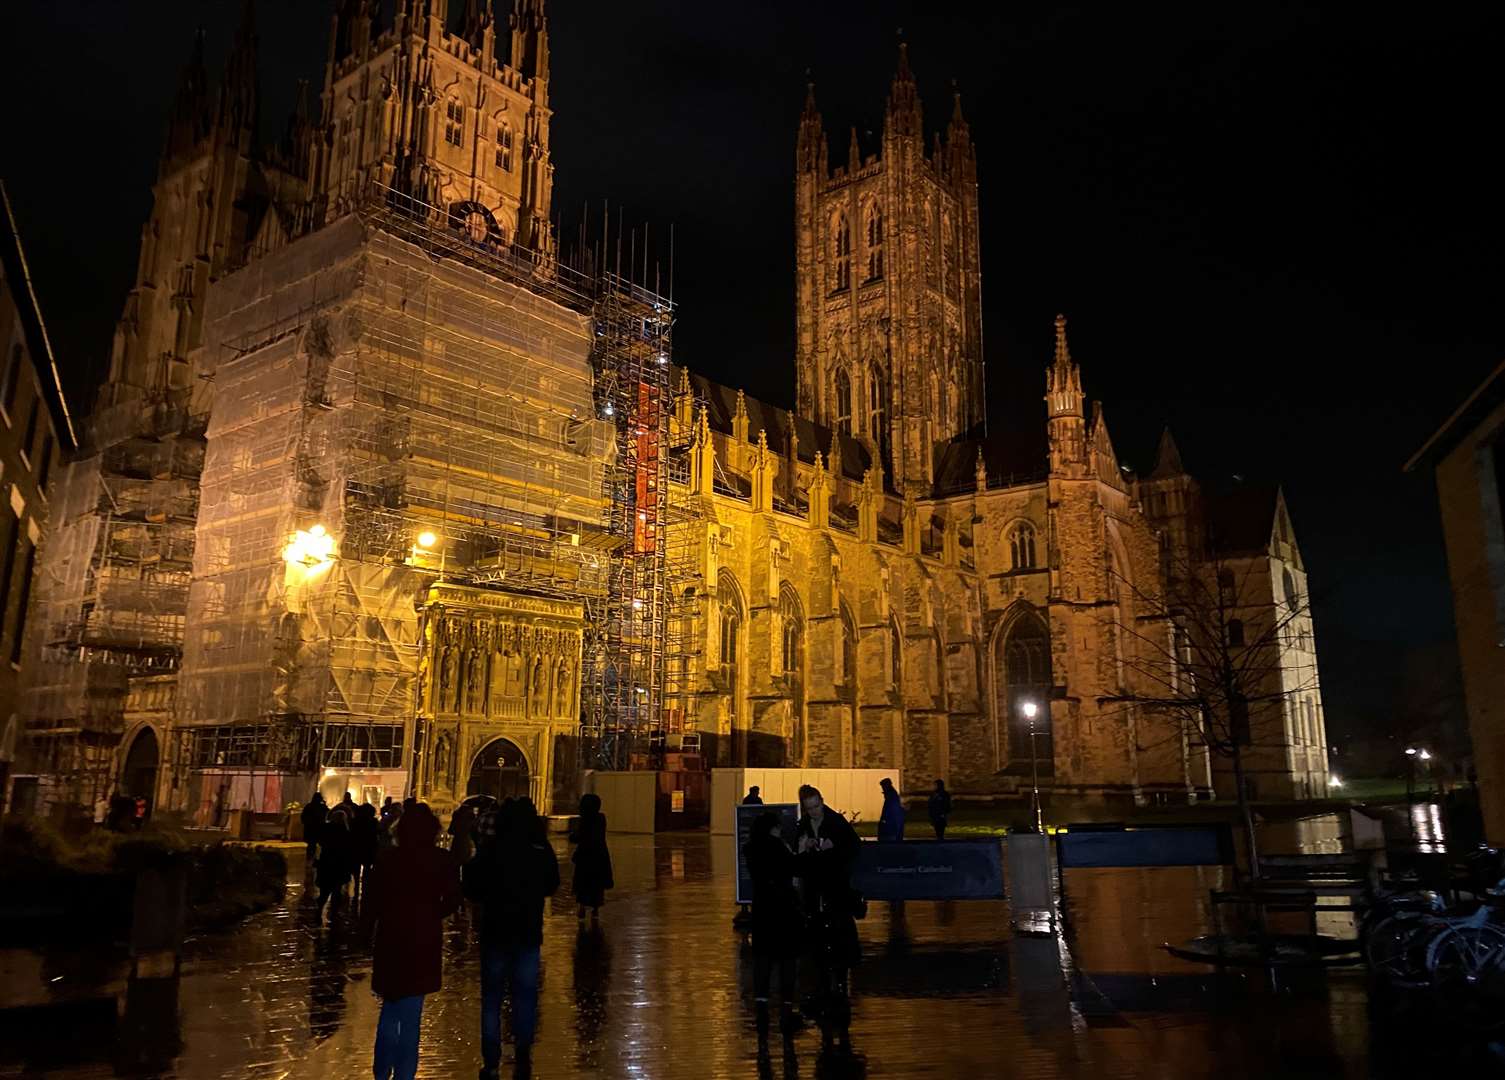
[416,530,438,550]
[1022,700,1043,833]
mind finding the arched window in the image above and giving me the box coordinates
[865,202,884,280]
[839,600,857,697]
[889,620,902,688]
[1282,567,1299,610]
[1008,523,1037,571]
[867,363,887,460]
[780,585,806,766]
[495,121,513,171]
[830,213,851,292]
[445,99,464,147]
[834,367,852,436]
[718,570,745,760]
[994,610,1054,773]
[942,207,957,280]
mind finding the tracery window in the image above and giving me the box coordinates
[830,213,851,291]
[445,99,464,147]
[495,122,513,171]
[1008,523,1037,571]
[865,202,884,281]
[834,367,852,436]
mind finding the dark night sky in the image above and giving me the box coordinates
[4,2,1502,746]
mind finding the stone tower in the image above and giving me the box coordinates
[1045,313,1087,477]
[312,0,555,255]
[794,44,984,492]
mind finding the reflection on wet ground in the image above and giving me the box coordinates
[0,820,1451,1079]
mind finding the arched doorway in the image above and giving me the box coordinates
[992,609,1055,776]
[122,727,160,808]
[467,737,530,801]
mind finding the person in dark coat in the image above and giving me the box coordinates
[352,803,380,893]
[361,803,461,1080]
[877,777,906,842]
[448,802,479,866]
[743,785,763,805]
[795,784,861,1053]
[302,792,328,865]
[464,798,560,1078]
[570,793,613,920]
[317,804,354,918]
[744,811,802,1055]
[928,779,953,840]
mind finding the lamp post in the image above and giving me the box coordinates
[1023,700,1043,833]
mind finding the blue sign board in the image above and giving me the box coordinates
[1055,824,1233,869]
[853,840,1005,901]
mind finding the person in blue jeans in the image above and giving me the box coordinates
[464,797,560,1078]
[361,802,461,1080]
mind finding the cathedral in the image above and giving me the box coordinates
[8,1,1329,823]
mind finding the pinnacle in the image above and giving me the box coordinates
[1053,313,1071,366]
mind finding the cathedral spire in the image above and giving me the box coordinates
[462,0,493,47]
[1046,314,1087,476]
[796,76,827,174]
[217,0,259,146]
[848,126,861,170]
[885,33,923,138]
[163,30,211,169]
[1149,427,1186,480]
[510,0,549,83]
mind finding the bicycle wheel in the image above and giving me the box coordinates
[1425,922,1505,1030]
[1367,914,1434,988]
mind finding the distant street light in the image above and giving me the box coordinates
[416,530,438,549]
[1022,700,1043,833]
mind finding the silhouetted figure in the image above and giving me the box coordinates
[212,784,230,828]
[352,803,380,893]
[107,793,134,832]
[317,805,354,919]
[132,795,148,828]
[465,798,560,1078]
[362,803,461,1080]
[379,797,403,849]
[928,780,952,840]
[877,778,905,842]
[796,784,861,1053]
[744,786,763,805]
[302,792,328,864]
[449,801,479,866]
[745,811,802,1056]
[570,793,613,920]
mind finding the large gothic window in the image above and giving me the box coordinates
[867,363,888,465]
[865,202,884,281]
[719,570,745,762]
[834,367,853,436]
[1008,523,1037,570]
[839,601,857,698]
[942,207,958,281]
[994,610,1054,774]
[830,213,851,292]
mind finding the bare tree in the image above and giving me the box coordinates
[1109,544,1322,878]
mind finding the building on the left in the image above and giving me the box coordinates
[0,180,79,814]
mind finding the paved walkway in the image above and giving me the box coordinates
[2,831,1392,1078]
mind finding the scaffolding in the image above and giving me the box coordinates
[158,179,700,803]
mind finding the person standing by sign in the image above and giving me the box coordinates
[878,778,906,842]
[743,785,763,805]
[744,811,802,1056]
[928,779,952,840]
[795,784,861,1054]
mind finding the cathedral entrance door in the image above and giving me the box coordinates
[122,727,160,809]
[467,737,530,802]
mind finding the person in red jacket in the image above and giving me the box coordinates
[362,802,461,1080]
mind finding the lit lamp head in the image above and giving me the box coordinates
[1405,747,1418,757]
[283,525,336,568]
[416,530,438,550]
[1022,700,1038,720]
[1418,749,1432,762]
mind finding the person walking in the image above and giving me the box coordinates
[744,810,802,1056]
[317,803,354,919]
[448,801,479,866]
[352,802,380,895]
[928,779,952,840]
[570,794,613,921]
[795,784,861,1053]
[362,803,462,1080]
[877,777,906,842]
[465,798,560,1078]
[302,792,328,865]
[743,785,763,805]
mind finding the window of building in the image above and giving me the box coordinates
[889,621,902,687]
[834,367,852,436]
[0,514,17,652]
[867,363,888,462]
[780,586,803,678]
[2,344,21,419]
[37,433,53,490]
[830,213,851,292]
[495,122,513,171]
[8,539,33,664]
[1282,566,1300,610]
[1303,698,1316,745]
[1226,618,1245,647]
[1008,523,1037,571]
[19,399,38,467]
[839,601,857,695]
[865,202,884,281]
[445,99,464,147]
[995,609,1053,773]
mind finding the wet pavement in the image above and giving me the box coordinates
[0,821,1425,1079]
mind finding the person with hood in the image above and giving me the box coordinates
[301,792,328,865]
[465,798,560,1078]
[352,802,380,893]
[570,793,613,920]
[317,801,354,918]
[928,779,953,840]
[362,803,462,1080]
[744,810,802,1056]
[795,784,861,1053]
[448,801,480,866]
[877,777,906,842]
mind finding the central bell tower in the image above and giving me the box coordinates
[793,44,984,491]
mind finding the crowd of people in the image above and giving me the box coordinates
[297,774,946,1077]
